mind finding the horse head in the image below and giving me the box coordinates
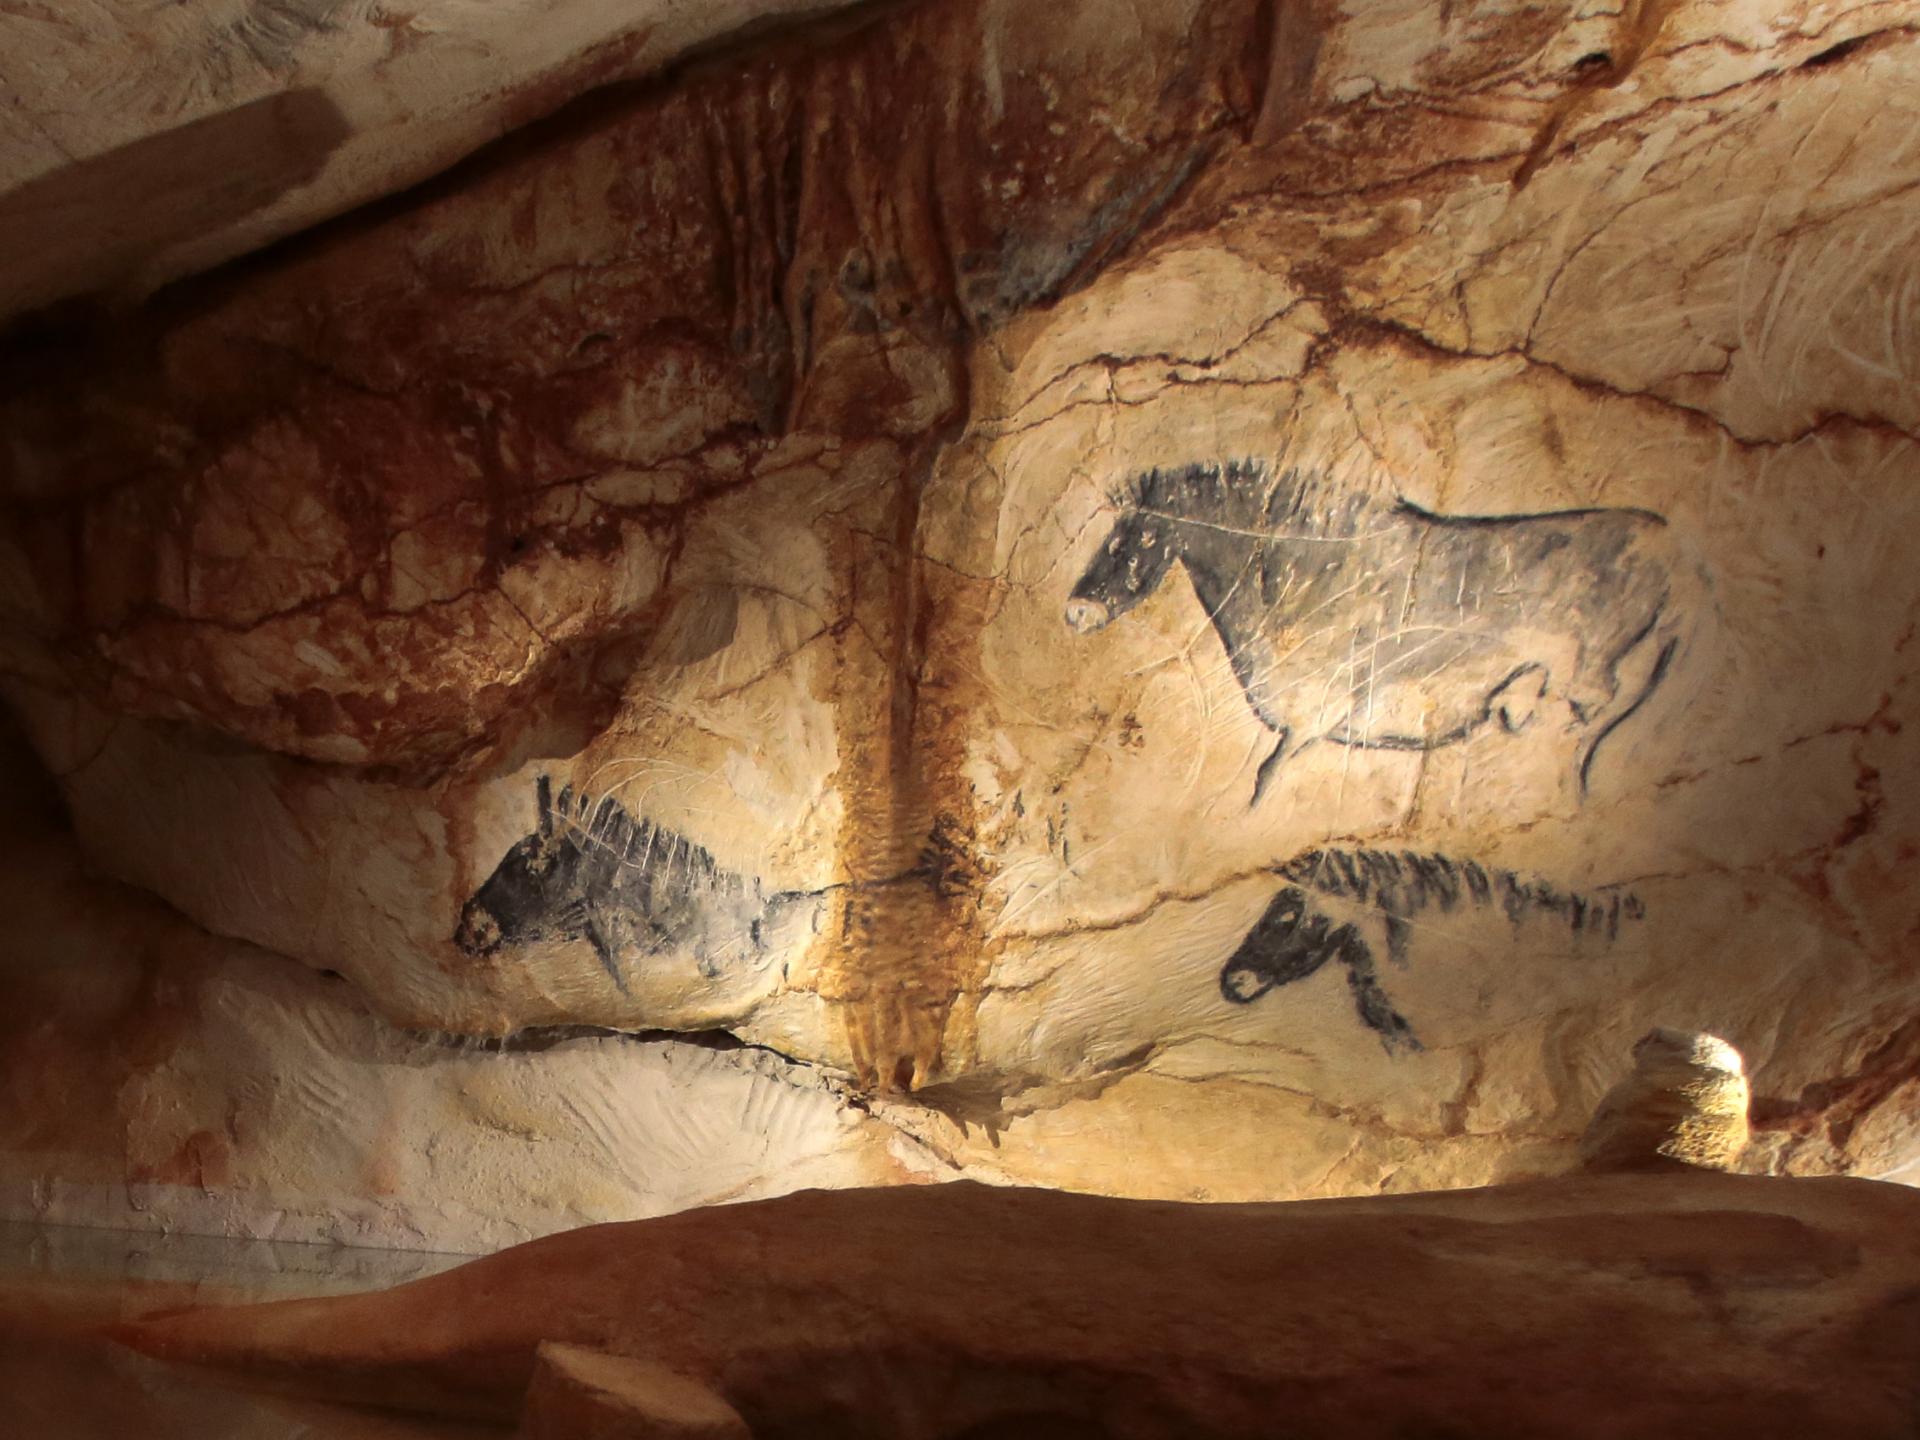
[1065,460,1277,633]
[454,779,611,956]
[1065,499,1179,634]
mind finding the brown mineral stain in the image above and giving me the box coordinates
[0,855,209,1169]
[1512,0,1684,189]
[1752,1017,1920,1153]
[0,0,1261,783]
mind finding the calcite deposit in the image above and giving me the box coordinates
[1579,1027,1752,1172]
[4,0,1920,1240]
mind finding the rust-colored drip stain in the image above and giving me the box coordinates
[1751,1015,1920,1153]
[897,567,999,1089]
[804,437,999,1090]
[820,488,944,1089]
[820,542,994,1091]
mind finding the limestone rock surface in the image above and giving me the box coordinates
[119,1172,1920,1438]
[0,716,931,1251]
[519,1343,752,1440]
[0,0,868,319]
[4,0,1920,1233]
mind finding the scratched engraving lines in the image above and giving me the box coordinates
[1066,458,1693,805]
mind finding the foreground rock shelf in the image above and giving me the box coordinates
[118,1171,1920,1438]
[0,1219,477,1440]
[3,0,1920,1241]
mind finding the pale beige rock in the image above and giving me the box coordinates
[0,717,935,1251]
[519,1344,751,1440]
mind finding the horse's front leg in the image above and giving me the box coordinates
[1489,662,1550,734]
[1337,928,1421,1053]
[1562,640,1622,726]
[583,907,635,995]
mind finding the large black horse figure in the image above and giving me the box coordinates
[1065,459,1691,806]
[455,777,797,993]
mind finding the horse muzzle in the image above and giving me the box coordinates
[454,902,504,957]
[1064,597,1112,634]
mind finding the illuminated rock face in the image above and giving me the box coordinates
[3,0,1920,1241]
[0,716,932,1252]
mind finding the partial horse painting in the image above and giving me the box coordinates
[1065,459,1698,805]
[455,777,810,993]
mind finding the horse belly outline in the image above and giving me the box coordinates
[1230,510,1677,799]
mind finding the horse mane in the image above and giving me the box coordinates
[1106,454,1370,535]
[544,778,730,888]
[1107,458,1271,514]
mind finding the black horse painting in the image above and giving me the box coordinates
[1065,459,1695,806]
[455,777,802,993]
[1218,847,1645,1052]
[1218,885,1419,1052]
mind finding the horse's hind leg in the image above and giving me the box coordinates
[1577,634,1679,797]
[1249,728,1292,809]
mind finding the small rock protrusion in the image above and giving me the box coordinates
[1579,1027,1751,1173]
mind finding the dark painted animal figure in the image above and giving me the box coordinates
[1218,885,1418,1051]
[455,777,792,992]
[1220,846,1644,1051]
[1066,459,1692,805]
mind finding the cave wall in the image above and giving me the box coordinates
[3,0,1919,1242]
[0,713,931,1250]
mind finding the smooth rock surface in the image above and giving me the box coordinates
[3,0,1920,1232]
[520,1343,752,1440]
[118,1172,1920,1438]
[0,1220,481,1439]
